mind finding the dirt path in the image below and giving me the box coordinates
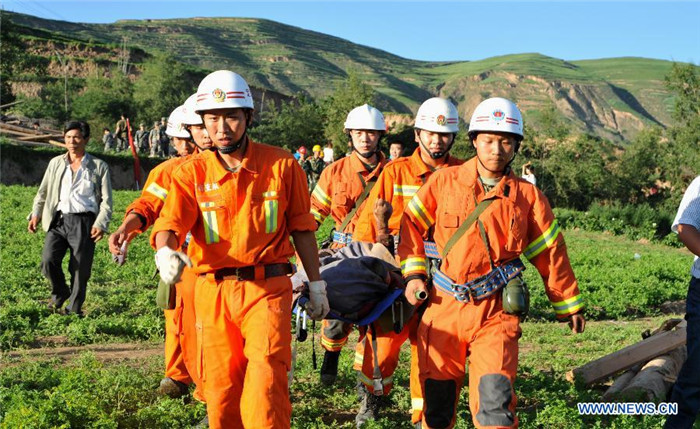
[4,337,162,365]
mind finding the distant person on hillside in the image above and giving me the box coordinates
[135,123,149,154]
[115,114,128,152]
[149,122,161,157]
[32,121,41,131]
[665,175,700,429]
[305,144,326,192]
[159,117,170,157]
[102,128,115,152]
[389,141,404,160]
[323,142,335,165]
[522,161,537,186]
[27,120,113,317]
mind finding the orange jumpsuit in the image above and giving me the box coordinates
[151,143,315,429]
[398,157,583,429]
[310,151,387,352]
[352,147,462,423]
[124,155,202,399]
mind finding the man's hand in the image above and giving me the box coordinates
[569,313,586,334]
[306,280,330,320]
[27,215,39,233]
[405,278,428,306]
[155,246,192,285]
[108,225,129,255]
[91,227,105,242]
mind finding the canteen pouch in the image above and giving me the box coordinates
[502,275,529,318]
[156,278,176,310]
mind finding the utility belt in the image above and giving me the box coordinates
[200,262,294,281]
[423,241,440,260]
[433,259,525,303]
[332,231,353,245]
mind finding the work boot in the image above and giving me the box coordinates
[320,350,340,386]
[157,377,189,398]
[355,384,383,428]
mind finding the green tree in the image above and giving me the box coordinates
[16,80,78,122]
[617,127,667,204]
[71,70,133,144]
[321,72,376,153]
[133,55,195,125]
[249,94,325,149]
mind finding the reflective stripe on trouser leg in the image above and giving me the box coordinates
[321,319,352,352]
[469,311,520,429]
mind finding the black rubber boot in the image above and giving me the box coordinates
[156,377,189,398]
[320,350,340,386]
[355,384,383,428]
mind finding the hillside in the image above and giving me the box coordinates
[6,11,693,141]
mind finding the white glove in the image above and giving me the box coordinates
[306,280,330,321]
[155,246,192,285]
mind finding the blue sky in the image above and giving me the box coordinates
[3,1,699,64]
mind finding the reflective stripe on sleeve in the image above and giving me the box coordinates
[401,256,427,276]
[407,195,435,231]
[552,294,583,317]
[146,182,168,201]
[393,184,420,198]
[523,219,561,260]
[312,185,331,209]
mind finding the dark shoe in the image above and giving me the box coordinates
[47,297,67,312]
[320,350,340,386]
[355,384,383,428]
[157,377,189,398]
[61,308,85,318]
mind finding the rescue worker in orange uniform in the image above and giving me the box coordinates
[351,98,464,427]
[309,104,388,385]
[151,70,329,429]
[399,97,586,429]
[108,99,212,401]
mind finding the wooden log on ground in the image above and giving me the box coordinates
[17,133,63,141]
[49,139,68,148]
[567,320,686,386]
[602,365,641,401]
[615,346,687,402]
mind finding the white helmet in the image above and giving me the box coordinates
[195,70,254,113]
[414,97,459,133]
[343,104,385,132]
[182,93,203,125]
[165,105,190,138]
[468,97,523,138]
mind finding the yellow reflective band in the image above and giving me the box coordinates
[356,372,394,387]
[523,219,561,260]
[393,184,420,197]
[412,398,424,412]
[407,196,434,231]
[311,208,325,223]
[264,199,278,233]
[146,182,168,201]
[354,351,364,366]
[202,210,220,244]
[312,185,331,208]
[401,257,427,276]
[263,191,278,198]
[321,337,345,351]
[553,294,584,315]
[199,201,216,208]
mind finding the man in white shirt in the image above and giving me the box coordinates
[521,161,537,186]
[28,120,113,317]
[666,175,700,429]
[323,142,335,165]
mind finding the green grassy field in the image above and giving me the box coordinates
[0,184,695,428]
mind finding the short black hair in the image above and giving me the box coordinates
[390,141,404,147]
[64,120,90,139]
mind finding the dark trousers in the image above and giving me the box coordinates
[41,212,96,314]
[665,276,700,428]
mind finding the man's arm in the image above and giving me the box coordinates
[678,224,700,257]
[92,162,113,241]
[28,159,54,232]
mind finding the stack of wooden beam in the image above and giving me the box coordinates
[0,119,65,148]
[567,319,687,402]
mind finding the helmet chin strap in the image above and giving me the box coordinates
[217,111,251,154]
[418,132,454,160]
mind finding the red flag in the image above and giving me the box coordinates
[126,118,142,190]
